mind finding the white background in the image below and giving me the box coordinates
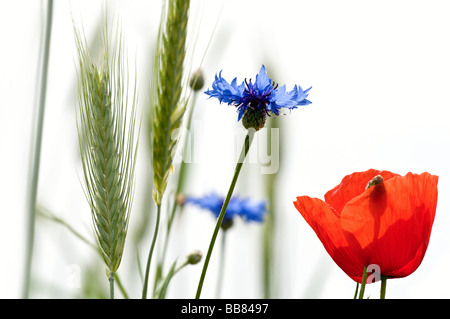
[1,0,449,298]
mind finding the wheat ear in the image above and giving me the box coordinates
[142,0,191,299]
[74,16,139,297]
[151,0,190,206]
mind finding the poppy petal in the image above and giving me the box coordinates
[294,196,365,281]
[340,172,438,278]
[324,169,400,215]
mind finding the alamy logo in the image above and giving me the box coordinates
[172,121,280,174]
[366,264,381,283]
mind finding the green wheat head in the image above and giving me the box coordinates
[74,18,138,277]
[151,0,191,205]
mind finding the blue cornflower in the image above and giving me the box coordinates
[185,192,267,230]
[205,65,311,130]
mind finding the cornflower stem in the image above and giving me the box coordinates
[109,272,115,299]
[23,0,53,299]
[142,203,162,299]
[195,130,254,299]
[153,257,192,299]
[215,231,227,298]
[358,266,368,299]
[262,117,279,298]
[380,276,387,299]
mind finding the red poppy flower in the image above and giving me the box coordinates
[293,169,438,283]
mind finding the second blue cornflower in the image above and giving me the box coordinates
[185,192,267,230]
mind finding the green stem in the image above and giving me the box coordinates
[153,192,178,294]
[37,206,99,252]
[353,281,360,299]
[154,258,189,299]
[195,130,254,299]
[262,118,279,298]
[115,273,128,299]
[358,266,368,299]
[380,276,387,299]
[215,231,227,298]
[38,206,130,298]
[142,203,162,298]
[109,272,115,299]
[23,0,53,299]
[153,91,200,294]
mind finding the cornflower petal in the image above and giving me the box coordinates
[255,65,272,92]
[205,71,245,104]
[269,85,296,113]
[292,85,312,106]
[185,192,224,218]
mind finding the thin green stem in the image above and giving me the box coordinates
[115,273,129,299]
[37,206,99,252]
[215,231,227,298]
[38,206,130,298]
[109,272,115,299]
[353,281,360,299]
[154,91,200,293]
[154,258,190,299]
[23,0,53,299]
[380,276,387,299]
[262,117,279,298]
[195,130,254,299]
[153,197,179,294]
[142,203,162,299]
[358,266,368,299]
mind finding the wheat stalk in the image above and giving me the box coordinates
[74,15,139,297]
[142,0,191,299]
[150,0,190,206]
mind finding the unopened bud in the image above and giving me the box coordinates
[366,175,384,189]
[189,69,204,91]
[220,218,234,231]
[176,193,186,206]
[187,250,202,265]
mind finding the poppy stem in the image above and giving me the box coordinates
[195,130,254,299]
[358,266,368,299]
[353,281,360,299]
[380,276,387,299]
